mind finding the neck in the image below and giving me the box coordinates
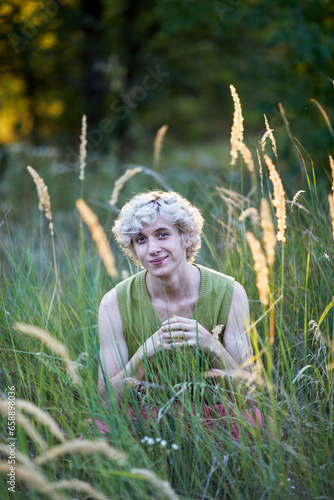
[146,262,200,301]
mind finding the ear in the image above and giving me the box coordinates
[183,233,193,249]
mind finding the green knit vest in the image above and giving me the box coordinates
[116,264,235,361]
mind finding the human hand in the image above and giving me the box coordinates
[160,315,216,354]
[139,326,174,360]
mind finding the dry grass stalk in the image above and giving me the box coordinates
[310,98,334,141]
[261,115,278,159]
[75,199,118,277]
[238,207,260,224]
[329,156,334,240]
[203,367,272,391]
[278,102,294,142]
[264,155,286,243]
[0,444,34,468]
[154,125,168,166]
[230,84,244,166]
[329,192,334,241]
[257,149,264,195]
[260,199,276,267]
[79,114,87,181]
[27,166,54,236]
[238,142,255,173]
[246,231,269,305]
[0,462,65,500]
[330,155,334,195]
[54,479,110,500]
[15,399,65,442]
[229,86,254,173]
[0,399,47,450]
[35,439,127,466]
[130,468,180,500]
[14,322,82,387]
[291,190,305,212]
[109,167,142,206]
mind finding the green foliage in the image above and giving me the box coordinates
[0,103,333,498]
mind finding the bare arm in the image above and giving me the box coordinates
[98,288,173,403]
[211,281,253,372]
[98,289,145,402]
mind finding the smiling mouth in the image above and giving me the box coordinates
[150,256,168,265]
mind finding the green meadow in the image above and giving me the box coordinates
[1,97,334,499]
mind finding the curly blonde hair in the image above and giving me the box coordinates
[112,190,204,264]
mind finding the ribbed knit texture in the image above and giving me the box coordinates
[116,264,235,360]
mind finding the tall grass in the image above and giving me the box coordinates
[0,90,333,499]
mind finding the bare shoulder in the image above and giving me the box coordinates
[98,287,123,340]
[231,281,249,312]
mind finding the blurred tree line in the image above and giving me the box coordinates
[1,0,334,169]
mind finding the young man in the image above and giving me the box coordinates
[98,190,253,405]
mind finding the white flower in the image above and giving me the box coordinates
[147,438,155,445]
[141,436,148,443]
[171,444,179,450]
[160,440,167,447]
[155,437,161,442]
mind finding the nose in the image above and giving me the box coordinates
[148,238,161,255]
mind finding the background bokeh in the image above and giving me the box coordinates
[1,0,334,215]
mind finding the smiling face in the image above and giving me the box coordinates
[131,216,192,277]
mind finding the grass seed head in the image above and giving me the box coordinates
[35,439,127,466]
[79,114,87,181]
[109,167,142,206]
[130,468,180,500]
[154,125,168,165]
[261,115,278,159]
[246,231,269,305]
[0,399,47,449]
[238,142,254,173]
[53,479,109,500]
[330,155,334,195]
[329,192,334,241]
[239,207,260,224]
[14,322,82,387]
[257,149,264,195]
[27,166,54,236]
[291,190,306,213]
[76,199,118,277]
[260,198,276,267]
[230,85,244,166]
[264,155,286,243]
[16,399,65,442]
[0,462,65,500]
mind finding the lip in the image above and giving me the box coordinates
[150,256,168,265]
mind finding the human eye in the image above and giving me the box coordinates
[158,232,169,238]
[135,235,146,244]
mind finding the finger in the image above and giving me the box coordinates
[162,331,191,340]
[161,322,190,332]
[162,316,192,325]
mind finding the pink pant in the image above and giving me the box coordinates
[82,404,271,442]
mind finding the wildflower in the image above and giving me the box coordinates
[147,438,155,445]
[171,444,179,450]
[160,440,167,447]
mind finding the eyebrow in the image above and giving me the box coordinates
[136,227,171,236]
